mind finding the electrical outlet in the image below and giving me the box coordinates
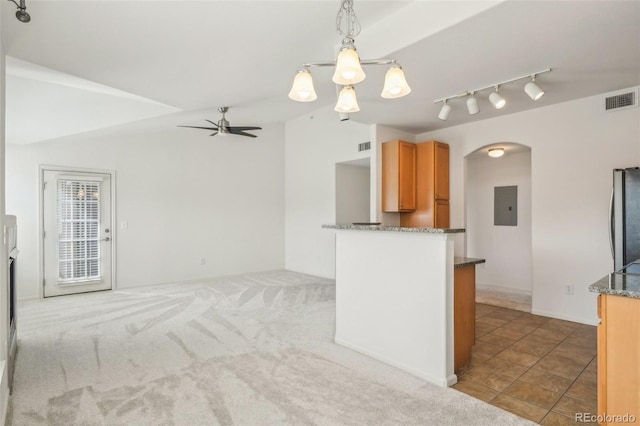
[200,257,206,266]
[564,284,573,295]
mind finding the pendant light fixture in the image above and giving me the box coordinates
[335,86,360,113]
[288,0,411,114]
[381,65,412,99]
[288,69,318,102]
[333,39,366,85]
[433,68,551,119]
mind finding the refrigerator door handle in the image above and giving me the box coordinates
[609,186,615,259]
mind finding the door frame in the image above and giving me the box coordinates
[38,165,117,299]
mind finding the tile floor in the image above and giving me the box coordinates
[452,303,598,425]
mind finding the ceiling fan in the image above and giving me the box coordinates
[178,107,262,138]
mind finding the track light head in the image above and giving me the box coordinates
[466,93,479,115]
[524,76,544,101]
[438,101,451,121]
[489,87,506,109]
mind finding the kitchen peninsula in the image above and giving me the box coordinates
[589,273,640,424]
[323,224,483,387]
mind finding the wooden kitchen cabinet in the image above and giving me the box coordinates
[597,294,640,425]
[435,200,450,229]
[382,140,416,212]
[400,141,450,228]
[454,264,476,373]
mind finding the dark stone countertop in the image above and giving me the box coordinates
[322,224,465,234]
[454,257,486,269]
[589,273,640,299]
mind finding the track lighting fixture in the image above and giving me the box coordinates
[489,86,506,109]
[438,101,451,121]
[7,0,30,23]
[524,76,544,101]
[466,93,479,115]
[433,68,551,120]
[289,0,411,114]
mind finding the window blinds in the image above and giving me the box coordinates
[57,179,101,283]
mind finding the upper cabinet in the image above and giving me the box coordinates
[400,141,450,228]
[435,142,450,201]
[382,140,416,212]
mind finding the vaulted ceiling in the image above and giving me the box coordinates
[2,0,639,144]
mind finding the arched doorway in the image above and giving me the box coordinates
[465,143,532,311]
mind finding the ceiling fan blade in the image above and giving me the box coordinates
[230,129,258,138]
[205,120,219,128]
[228,126,262,131]
[210,131,218,137]
[178,125,218,131]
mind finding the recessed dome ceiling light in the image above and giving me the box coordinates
[488,148,505,158]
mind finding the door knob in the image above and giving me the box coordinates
[101,237,110,242]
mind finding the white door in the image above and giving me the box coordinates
[43,170,113,297]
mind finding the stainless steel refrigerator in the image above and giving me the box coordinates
[611,167,640,271]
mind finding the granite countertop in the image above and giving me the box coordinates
[322,224,465,234]
[589,273,640,299]
[454,257,486,268]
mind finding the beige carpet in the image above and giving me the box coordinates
[476,286,532,312]
[8,270,534,425]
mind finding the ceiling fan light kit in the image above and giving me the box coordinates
[7,0,31,23]
[288,0,411,114]
[435,68,551,121]
[178,107,262,138]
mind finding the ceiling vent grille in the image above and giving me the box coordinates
[358,142,371,152]
[604,88,638,112]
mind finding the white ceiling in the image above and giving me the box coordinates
[2,0,639,144]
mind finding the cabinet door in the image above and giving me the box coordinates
[398,142,416,211]
[434,143,449,200]
[435,199,450,228]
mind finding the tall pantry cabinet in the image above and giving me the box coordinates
[400,141,450,228]
[381,140,416,212]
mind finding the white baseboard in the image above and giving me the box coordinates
[0,360,8,426]
[335,337,450,388]
[531,308,599,326]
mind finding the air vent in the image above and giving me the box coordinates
[358,142,371,152]
[604,88,638,112]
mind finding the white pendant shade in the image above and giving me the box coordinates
[334,86,360,113]
[381,66,411,99]
[332,48,366,85]
[288,69,318,102]
[438,103,451,121]
[524,81,544,101]
[466,96,479,115]
[489,91,506,109]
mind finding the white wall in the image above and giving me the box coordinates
[335,163,370,224]
[466,150,532,294]
[418,89,640,324]
[285,106,370,278]
[0,5,11,420]
[6,123,285,299]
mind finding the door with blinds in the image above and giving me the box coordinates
[43,170,113,297]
